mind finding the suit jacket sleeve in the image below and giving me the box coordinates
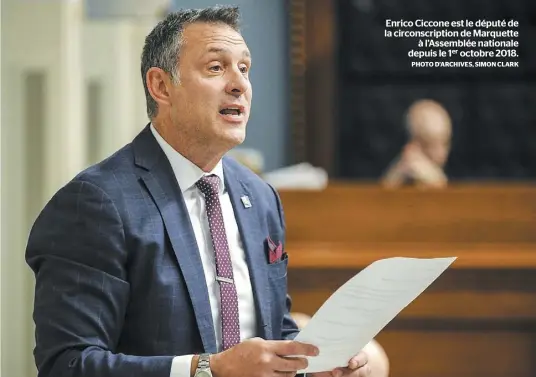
[26,179,173,377]
[268,183,301,342]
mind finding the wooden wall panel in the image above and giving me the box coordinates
[288,269,536,322]
[282,183,536,377]
[288,0,337,172]
[375,331,536,377]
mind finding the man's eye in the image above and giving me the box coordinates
[240,66,249,73]
[209,65,222,72]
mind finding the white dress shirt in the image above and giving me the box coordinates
[150,125,257,377]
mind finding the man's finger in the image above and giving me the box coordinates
[347,365,372,377]
[275,372,296,377]
[348,352,368,369]
[332,368,345,377]
[333,364,371,377]
[276,356,309,372]
[357,365,372,376]
[272,340,320,357]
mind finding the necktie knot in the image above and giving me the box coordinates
[196,175,220,197]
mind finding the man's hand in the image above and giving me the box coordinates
[209,337,319,377]
[309,351,371,377]
[402,144,447,188]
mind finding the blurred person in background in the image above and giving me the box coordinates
[381,99,452,189]
[25,5,378,377]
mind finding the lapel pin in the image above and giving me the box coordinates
[241,195,252,208]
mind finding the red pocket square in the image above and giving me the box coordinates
[267,236,283,264]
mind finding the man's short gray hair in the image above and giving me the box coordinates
[141,6,241,119]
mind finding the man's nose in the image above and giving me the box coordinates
[225,70,249,96]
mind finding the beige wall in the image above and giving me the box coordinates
[2,1,85,375]
[1,0,3,375]
[1,1,155,376]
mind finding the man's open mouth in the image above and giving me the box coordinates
[219,108,242,116]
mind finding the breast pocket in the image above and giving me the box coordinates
[266,253,289,281]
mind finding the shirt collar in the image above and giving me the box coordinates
[150,124,225,194]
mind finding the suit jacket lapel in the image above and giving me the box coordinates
[224,159,272,339]
[133,126,217,353]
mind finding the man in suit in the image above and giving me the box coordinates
[26,6,372,377]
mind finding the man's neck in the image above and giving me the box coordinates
[185,149,224,173]
[152,121,225,172]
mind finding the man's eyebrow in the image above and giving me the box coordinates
[205,47,251,58]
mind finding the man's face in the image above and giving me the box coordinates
[411,108,451,167]
[168,22,252,150]
[420,136,451,167]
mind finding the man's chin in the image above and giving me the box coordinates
[222,129,246,147]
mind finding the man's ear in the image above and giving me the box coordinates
[146,67,173,109]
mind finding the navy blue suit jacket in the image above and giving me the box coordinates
[26,125,300,377]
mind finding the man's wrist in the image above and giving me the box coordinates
[191,353,221,377]
[190,355,200,377]
[209,353,221,377]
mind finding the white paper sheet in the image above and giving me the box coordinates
[293,257,456,373]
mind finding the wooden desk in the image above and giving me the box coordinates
[280,183,536,377]
[280,182,536,243]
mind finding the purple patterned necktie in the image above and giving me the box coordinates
[196,175,241,350]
